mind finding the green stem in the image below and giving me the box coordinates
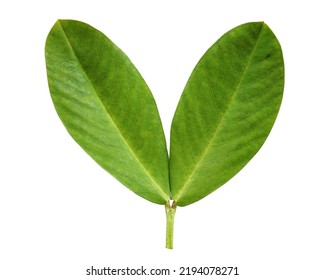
[165,201,177,249]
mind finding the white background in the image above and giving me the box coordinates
[1,0,324,279]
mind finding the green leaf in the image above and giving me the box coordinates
[170,22,284,206]
[45,20,170,204]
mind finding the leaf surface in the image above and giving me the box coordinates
[170,22,284,206]
[45,20,170,204]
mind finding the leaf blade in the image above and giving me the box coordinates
[170,22,284,206]
[45,20,170,204]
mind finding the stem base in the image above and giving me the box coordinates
[165,201,177,249]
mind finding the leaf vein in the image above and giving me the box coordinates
[174,24,264,202]
[58,21,169,201]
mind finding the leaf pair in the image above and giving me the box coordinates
[45,20,284,247]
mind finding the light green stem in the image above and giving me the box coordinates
[165,201,177,249]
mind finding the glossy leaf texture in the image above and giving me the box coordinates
[170,22,284,206]
[45,20,170,204]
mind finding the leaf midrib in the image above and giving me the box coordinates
[57,21,169,201]
[173,23,264,202]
